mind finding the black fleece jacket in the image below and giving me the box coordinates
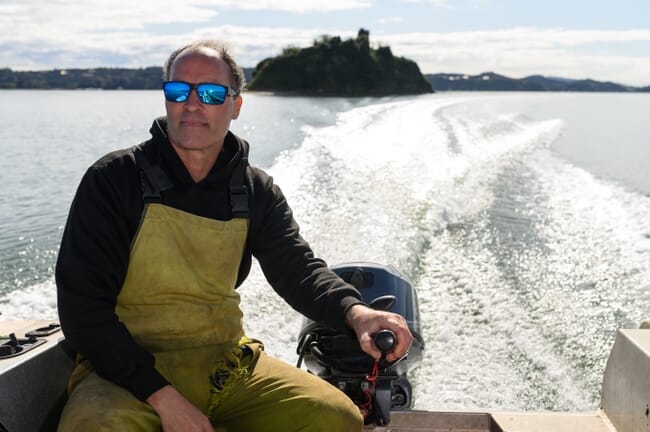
[56,117,363,401]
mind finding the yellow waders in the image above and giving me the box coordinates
[58,203,362,431]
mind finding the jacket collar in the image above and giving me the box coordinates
[148,116,249,186]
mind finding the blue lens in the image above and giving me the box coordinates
[197,84,227,105]
[163,81,232,105]
[163,81,191,102]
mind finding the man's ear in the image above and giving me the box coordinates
[232,95,243,119]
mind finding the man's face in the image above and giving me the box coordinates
[165,49,242,157]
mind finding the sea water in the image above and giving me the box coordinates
[0,90,648,412]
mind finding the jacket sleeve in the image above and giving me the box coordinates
[248,169,364,331]
[56,156,169,401]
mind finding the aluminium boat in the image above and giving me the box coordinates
[1,263,648,431]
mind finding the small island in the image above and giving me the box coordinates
[247,29,433,96]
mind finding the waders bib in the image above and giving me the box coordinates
[58,149,362,432]
[117,150,252,413]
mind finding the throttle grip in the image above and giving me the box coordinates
[373,329,397,353]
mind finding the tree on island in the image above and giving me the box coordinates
[247,29,433,96]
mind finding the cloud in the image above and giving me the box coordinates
[0,0,371,38]
[399,0,487,8]
[185,26,359,67]
[215,0,372,12]
[0,0,370,69]
[375,28,650,86]
[400,0,450,6]
[0,1,217,35]
[0,24,354,71]
[2,5,650,87]
[376,17,405,25]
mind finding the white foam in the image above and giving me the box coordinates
[0,279,58,320]
[6,93,648,414]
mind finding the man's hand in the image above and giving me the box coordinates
[345,304,413,362]
[147,385,215,432]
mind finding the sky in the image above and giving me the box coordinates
[1,0,649,87]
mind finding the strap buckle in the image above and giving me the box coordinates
[230,185,249,218]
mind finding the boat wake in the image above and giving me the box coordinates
[2,93,649,413]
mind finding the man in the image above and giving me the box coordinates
[56,40,413,432]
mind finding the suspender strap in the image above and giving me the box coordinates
[133,148,174,203]
[134,146,249,218]
[229,157,249,219]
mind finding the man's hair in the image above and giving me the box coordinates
[163,40,246,94]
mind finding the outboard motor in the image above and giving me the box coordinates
[296,263,425,426]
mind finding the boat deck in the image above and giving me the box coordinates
[1,320,75,432]
[370,410,615,432]
[3,320,649,432]
[371,411,498,431]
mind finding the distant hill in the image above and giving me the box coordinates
[426,72,649,92]
[1,65,646,94]
[247,29,433,96]
[0,66,256,91]
[0,67,162,89]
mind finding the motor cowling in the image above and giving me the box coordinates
[296,263,425,426]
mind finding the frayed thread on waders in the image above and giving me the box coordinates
[207,342,254,418]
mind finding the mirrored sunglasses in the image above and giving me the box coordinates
[162,81,238,105]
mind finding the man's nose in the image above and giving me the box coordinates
[184,89,203,110]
